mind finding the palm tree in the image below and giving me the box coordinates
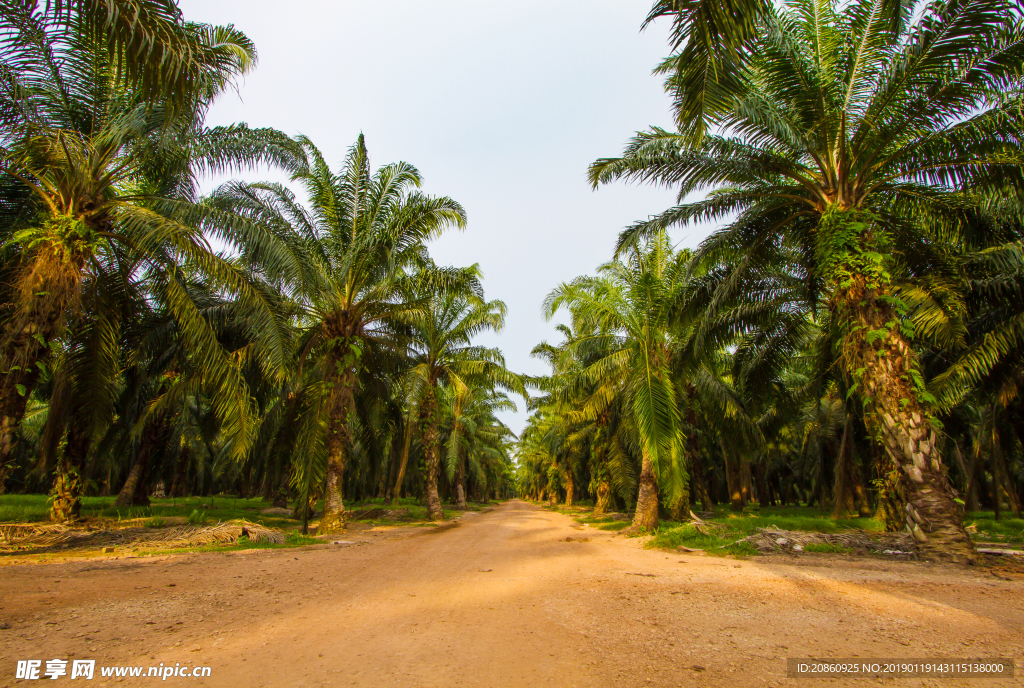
[591,0,1024,561]
[0,6,298,517]
[443,385,516,507]
[644,0,769,145]
[4,0,263,110]
[404,287,524,520]
[545,233,687,531]
[213,135,467,533]
[529,325,637,514]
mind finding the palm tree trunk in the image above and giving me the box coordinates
[668,480,690,522]
[0,458,12,495]
[631,449,659,531]
[590,425,612,515]
[1,257,79,483]
[722,443,743,511]
[752,461,771,507]
[422,389,444,521]
[388,409,416,504]
[991,433,1017,518]
[690,453,712,511]
[319,368,355,535]
[843,290,975,562]
[50,425,90,522]
[454,458,467,508]
[170,444,189,498]
[855,475,873,518]
[832,415,857,519]
[114,454,149,508]
[115,419,165,507]
[594,481,611,515]
[740,456,753,505]
[564,470,574,507]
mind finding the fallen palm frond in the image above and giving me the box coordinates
[739,527,915,555]
[0,519,284,554]
[0,523,71,542]
[688,510,724,536]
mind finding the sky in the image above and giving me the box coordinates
[178,0,712,434]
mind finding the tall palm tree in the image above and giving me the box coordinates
[0,9,298,517]
[404,288,524,520]
[591,0,1024,561]
[212,135,467,533]
[545,233,687,531]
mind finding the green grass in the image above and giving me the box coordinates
[0,494,299,527]
[645,505,884,558]
[0,493,492,559]
[0,494,492,534]
[965,511,1024,545]
[703,504,883,534]
[646,522,750,556]
[567,511,631,531]
[170,532,323,553]
[542,503,593,516]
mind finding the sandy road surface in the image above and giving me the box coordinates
[1,500,1022,687]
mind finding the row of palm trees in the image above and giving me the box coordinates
[519,0,1024,564]
[0,1,522,532]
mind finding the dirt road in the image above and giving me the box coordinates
[1,500,1022,687]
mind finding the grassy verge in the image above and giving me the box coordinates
[965,512,1024,545]
[19,532,328,563]
[149,532,324,555]
[648,506,883,557]
[0,494,492,527]
[645,522,760,557]
[0,494,301,528]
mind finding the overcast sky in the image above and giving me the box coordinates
[178,0,711,434]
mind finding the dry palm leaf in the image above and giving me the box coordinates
[739,527,915,555]
[0,519,284,554]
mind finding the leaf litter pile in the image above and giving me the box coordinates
[677,511,917,556]
[738,527,915,555]
[0,519,284,555]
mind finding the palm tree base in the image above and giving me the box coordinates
[593,483,611,516]
[50,470,82,524]
[453,483,467,509]
[317,511,347,535]
[630,463,660,532]
[426,493,445,521]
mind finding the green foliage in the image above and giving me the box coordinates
[576,0,1024,554]
[2,0,1021,560]
[597,521,630,531]
[966,514,1024,545]
[186,509,206,525]
[815,209,891,294]
[646,506,883,556]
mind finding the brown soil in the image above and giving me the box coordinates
[0,500,1021,687]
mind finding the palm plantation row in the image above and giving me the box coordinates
[1,0,1022,564]
[0,1,522,532]
[518,0,1024,564]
